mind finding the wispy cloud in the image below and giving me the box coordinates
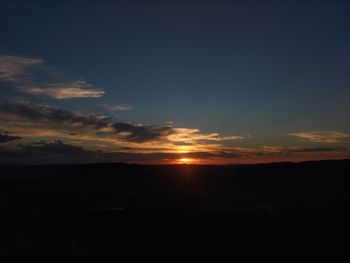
[259,145,347,154]
[168,128,244,143]
[0,54,105,99]
[288,131,350,143]
[0,101,243,151]
[17,81,105,99]
[0,54,44,83]
[101,103,133,112]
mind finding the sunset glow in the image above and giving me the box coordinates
[178,158,194,164]
[0,1,350,165]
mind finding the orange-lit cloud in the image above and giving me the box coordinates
[168,128,244,143]
[0,54,44,83]
[17,81,105,99]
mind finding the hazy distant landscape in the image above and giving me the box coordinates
[1,159,350,262]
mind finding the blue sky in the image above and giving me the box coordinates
[0,0,349,164]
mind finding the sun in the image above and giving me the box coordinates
[176,145,193,154]
[178,157,192,164]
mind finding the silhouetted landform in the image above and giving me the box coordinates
[1,159,350,262]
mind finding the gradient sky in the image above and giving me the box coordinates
[0,0,350,164]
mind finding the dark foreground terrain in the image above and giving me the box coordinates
[1,159,350,262]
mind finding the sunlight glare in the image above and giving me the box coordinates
[178,157,192,164]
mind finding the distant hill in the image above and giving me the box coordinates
[1,159,349,216]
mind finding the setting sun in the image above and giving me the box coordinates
[178,158,192,164]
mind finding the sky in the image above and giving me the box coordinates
[0,0,350,164]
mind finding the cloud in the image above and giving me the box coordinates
[260,145,346,154]
[0,54,104,99]
[169,128,244,143]
[113,122,174,143]
[0,140,96,164]
[0,140,192,164]
[0,139,240,165]
[17,80,105,99]
[285,146,345,153]
[101,103,133,112]
[0,101,242,149]
[0,138,348,165]
[213,145,349,160]
[22,140,85,155]
[0,140,178,164]
[0,101,111,131]
[0,101,171,142]
[0,54,44,83]
[288,131,350,143]
[0,130,22,143]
